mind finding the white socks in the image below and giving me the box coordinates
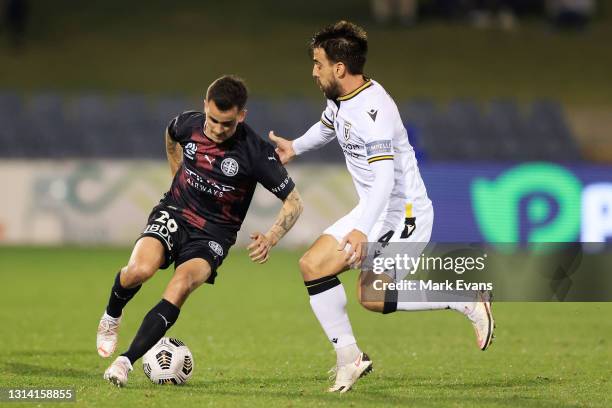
[336,343,361,366]
[307,279,361,365]
[306,276,476,367]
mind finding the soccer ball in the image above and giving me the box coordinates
[142,337,194,385]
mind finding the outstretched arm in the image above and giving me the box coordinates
[247,188,304,263]
[269,114,336,165]
[165,129,183,177]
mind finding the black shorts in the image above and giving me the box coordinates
[138,203,234,284]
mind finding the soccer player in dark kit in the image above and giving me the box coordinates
[97,75,303,387]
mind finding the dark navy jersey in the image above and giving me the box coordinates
[163,110,295,240]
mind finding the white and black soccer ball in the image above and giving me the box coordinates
[142,337,194,385]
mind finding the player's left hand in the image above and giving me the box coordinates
[338,229,368,268]
[248,232,273,264]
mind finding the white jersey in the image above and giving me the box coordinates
[310,79,431,229]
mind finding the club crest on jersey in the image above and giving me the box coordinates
[343,121,352,141]
[208,241,224,257]
[220,158,239,177]
[184,142,197,160]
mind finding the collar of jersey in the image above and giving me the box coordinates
[336,78,372,102]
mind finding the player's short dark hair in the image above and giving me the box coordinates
[310,21,368,75]
[206,75,248,111]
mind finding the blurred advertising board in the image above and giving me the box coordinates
[424,162,612,243]
[0,161,610,246]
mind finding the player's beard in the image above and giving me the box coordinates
[317,78,342,100]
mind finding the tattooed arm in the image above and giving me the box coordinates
[265,188,304,246]
[165,129,183,177]
[247,188,304,263]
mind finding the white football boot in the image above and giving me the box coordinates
[103,356,133,387]
[328,352,373,393]
[464,291,495,351]
[97,312,121,358]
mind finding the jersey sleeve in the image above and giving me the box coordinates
[167,111,204,144]
[353,102,396,234]
[361,105,394,165]
[255,140,296,200]
[293,105,336,155]
[353,159,395,235]
[320,105,335,131]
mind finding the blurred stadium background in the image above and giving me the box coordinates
[1,0,611,246]
[1,1,611,407]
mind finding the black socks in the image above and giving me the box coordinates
[122,299,181,364]
[106,271,142,318]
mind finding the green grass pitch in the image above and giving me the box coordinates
[1,246,610,407]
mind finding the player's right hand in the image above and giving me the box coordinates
[268,131,295,165]
[338,229,368,269]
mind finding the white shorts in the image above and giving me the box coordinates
[324,203,434,280]
[323,203,433,244]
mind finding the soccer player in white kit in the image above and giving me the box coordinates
[270,21,495,393]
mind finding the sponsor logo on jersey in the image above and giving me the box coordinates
[365,140,392,156]
[206,178,235,192]
[343,121,352,141]
[271,176,291,193]
[185,168,235,197]
[208,240,224,257]
[204,154,215,165]
[340,142,363,159]
[184,142,197,160]
[221,158,239,177]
